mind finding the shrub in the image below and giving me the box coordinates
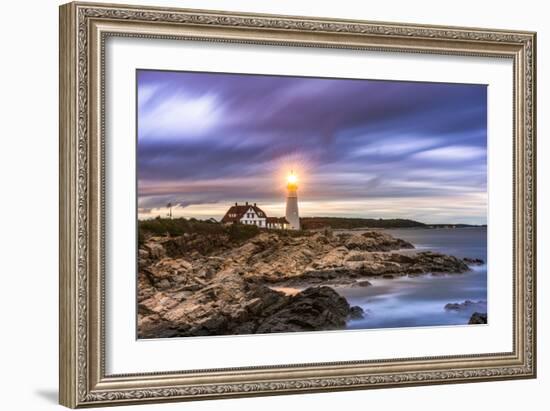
[227,223,260,242]
[138,218,260,246]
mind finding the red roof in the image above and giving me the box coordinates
[221,203,267,223]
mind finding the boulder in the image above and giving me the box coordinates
[256,286,352,333]
[354,280,372,288]
[444,300,486,311]
[409,251,469,274]
[143,241,166,260]
[469,312,488,324]
[348,305,365,320]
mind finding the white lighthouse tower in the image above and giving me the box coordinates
[285,171,300,230]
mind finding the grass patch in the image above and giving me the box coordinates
[138,217,260,249]
[139,217,224,237]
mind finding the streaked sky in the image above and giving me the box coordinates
[137,70,487,224]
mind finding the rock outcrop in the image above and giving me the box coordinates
[343,231,414,251]
[463,257,485,265]
[348,305,365,320]
[138,270,359,338]
[468,312,488,324]
[444,300,487,311]
[138,229,474,337]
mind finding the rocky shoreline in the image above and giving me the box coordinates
[138,229,481,338]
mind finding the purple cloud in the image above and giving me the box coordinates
[137,70,487,224]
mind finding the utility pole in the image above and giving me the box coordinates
[166,202,173,219]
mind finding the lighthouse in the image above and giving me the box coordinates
[285,171,300,230]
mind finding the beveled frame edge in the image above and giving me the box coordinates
[59,1,537,408]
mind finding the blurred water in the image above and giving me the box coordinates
[340,227,488,329]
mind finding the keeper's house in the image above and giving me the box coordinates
[221,202,289,230]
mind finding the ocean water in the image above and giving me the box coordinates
[339,227,488,330]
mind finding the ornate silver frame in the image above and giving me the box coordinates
[59,2,536,408]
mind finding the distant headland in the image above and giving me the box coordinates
[300,217,486,230]
[138,215,486,232]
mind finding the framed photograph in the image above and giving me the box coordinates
[59,2,537,408]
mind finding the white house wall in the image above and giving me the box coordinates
[239,207,266,227]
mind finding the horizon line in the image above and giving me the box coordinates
[137,215,487,226]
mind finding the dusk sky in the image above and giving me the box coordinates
[137,70,487,224]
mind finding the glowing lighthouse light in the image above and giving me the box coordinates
[285,170,300,230]
[287,172,298,185]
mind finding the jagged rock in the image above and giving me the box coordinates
[469,312,488,324]
[349,306,365,319]
[138,248,149,260]
[463,257,485,265]
[137,228,474,338]
[386,253,416,264]
[152,258,192,277]
[143,241,166,260]
[140,257,197,291]
[138,275,356,338]
[255,287,352,334]
[444,300,486,311]
[345,231,414,252]
[408,251,469,274]
[354,280,372,288]
[345,252,367,262]
[139,291,180,315]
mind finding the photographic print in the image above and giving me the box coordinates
[136,69,488,339]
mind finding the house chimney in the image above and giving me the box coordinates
[254,203,257,207]
[245,201,248,205]
[235,202,237,206]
